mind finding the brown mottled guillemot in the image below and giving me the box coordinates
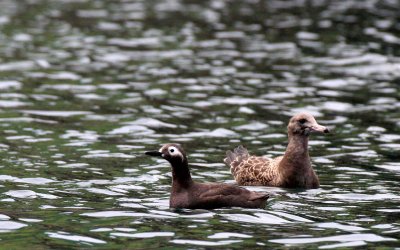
[225,112,330,189]
[145,143,269,209]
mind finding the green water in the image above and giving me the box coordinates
[0,0,399,248]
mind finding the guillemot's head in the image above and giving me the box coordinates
[287,112,330,136]
[145,143,187,164]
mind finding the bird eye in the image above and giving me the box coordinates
[299,119,307,124]
[170,148,174,153]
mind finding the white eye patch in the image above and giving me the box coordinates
[168,146,183,158]
[159,145,184,162]
[168,146,176,153]
[168,146,183,161]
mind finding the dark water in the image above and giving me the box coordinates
[0,0,399,248]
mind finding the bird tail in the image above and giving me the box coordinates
[250,192,269,208]
[249,192,269,201]
[224,145,249,175]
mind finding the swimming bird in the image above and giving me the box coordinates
[145,143,269,209]
[224,112,329,189]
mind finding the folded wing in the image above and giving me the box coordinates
[225,145,281,186]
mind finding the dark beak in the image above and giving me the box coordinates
[145,151,163,157]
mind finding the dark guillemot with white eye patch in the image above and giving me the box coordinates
[145,143,269,209]
[225,112,330,189]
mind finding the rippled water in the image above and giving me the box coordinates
[0,0,399,248]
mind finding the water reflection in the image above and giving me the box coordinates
[270,233,396,247]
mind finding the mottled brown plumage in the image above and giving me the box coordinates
[146,143,269,209]
[225,113,329,189]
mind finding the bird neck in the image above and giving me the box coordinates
[280,133,311,170]
[171,158,193,189]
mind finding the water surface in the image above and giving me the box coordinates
[0,0,399,248]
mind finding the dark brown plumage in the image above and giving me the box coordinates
[225,112,330,189]
[145,143,269,209]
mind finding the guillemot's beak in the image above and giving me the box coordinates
[310,124,330,134]
[145,151,163,157]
